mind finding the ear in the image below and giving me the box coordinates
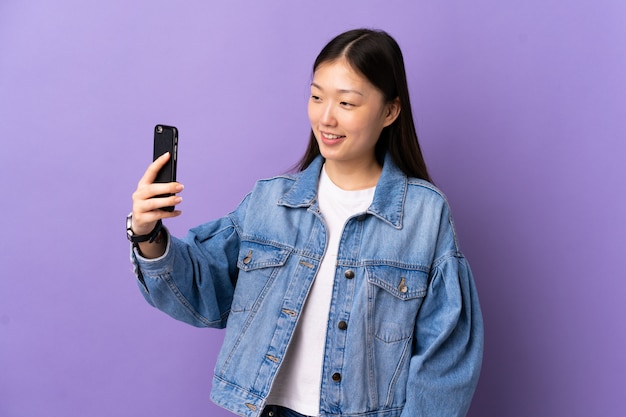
[383,97,401,128]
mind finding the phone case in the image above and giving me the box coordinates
[153,124,178,211]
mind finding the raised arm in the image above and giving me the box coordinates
[128,152,184,258]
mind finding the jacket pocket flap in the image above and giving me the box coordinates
[237,241,290,271]
[366,265,429,300]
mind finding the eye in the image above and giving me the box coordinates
[310,95,321,102]
[340,101,354,108]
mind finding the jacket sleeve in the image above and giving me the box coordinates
[401,253,484,417]
[130,198,248,329]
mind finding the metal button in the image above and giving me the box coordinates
[344,270,355,279]
[398,277,408,293]
[242,250,253,264]
[332,372,342,382]
[338,320,348,330]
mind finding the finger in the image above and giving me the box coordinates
[131,183,183,230]
[133,203,183,222]
[138,152,171,186]
[133,192,183,217]
[132,194,183,225]
[145,194,183,212]
[133,181,184,201]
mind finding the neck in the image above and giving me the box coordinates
[323,159,382,190]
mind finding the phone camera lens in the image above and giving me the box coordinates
[156,126,163,133]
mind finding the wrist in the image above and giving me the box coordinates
[126,213,163,244]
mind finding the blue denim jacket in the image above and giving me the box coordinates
[132,154,483,417]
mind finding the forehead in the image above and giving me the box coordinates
[312,58,372,90]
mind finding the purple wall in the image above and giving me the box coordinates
[1,1,625,416]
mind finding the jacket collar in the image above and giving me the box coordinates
[278,154,407,229]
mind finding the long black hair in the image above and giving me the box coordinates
[295,28,432,183]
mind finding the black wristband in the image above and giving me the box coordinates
[126,214,163,244]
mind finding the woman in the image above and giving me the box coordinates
[128,29,483,417]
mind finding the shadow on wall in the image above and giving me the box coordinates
[433,141,554,416]
[467,191,578,416]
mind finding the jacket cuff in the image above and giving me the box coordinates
[130,227,174,276]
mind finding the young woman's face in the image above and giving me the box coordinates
[308,58,399,169]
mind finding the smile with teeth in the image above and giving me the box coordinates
[322,132,345,139]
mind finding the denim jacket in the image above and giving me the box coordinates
[131,154,483,417]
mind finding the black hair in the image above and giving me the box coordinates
[295,28,432,182]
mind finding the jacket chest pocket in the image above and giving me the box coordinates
[232,241,291,313]
[366,264,429,343]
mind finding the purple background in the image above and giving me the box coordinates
[1,1,625,416]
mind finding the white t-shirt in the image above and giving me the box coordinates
[266,166,375,415]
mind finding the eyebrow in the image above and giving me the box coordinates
[311,82,364,96]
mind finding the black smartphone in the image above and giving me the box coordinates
[153,124,178,212]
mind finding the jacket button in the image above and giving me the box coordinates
[332,372,342,382]
[242,250,253,264]
[344,270,355,279]
[338,320,348,330]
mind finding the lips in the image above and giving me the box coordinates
[320,131,346,145]
[322,132,345,140]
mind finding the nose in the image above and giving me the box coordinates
[319,103,337,127]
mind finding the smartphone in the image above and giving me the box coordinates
[153,124,178,212]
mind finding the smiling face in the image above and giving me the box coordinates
[308,57,400,174]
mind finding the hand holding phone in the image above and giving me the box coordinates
[153,124,178,211]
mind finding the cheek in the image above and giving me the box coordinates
[356,121,384,144]
[307,102,318,126]
[345,115,372,137]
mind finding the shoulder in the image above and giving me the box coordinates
[404,178,463,252]
[249,172,299,196]
[256,172,299,186]
[236,171,304,208]
[405,178,452,211]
